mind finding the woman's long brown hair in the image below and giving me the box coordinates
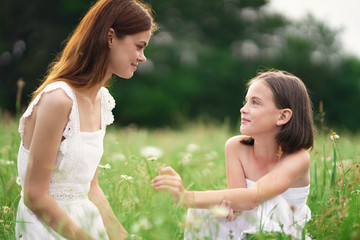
[31,0,157,102]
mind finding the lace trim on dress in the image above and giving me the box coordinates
[101,87,115,127]
[48,183,90,201]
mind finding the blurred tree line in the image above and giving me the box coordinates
[1,0,360,130]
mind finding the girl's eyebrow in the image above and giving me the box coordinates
[246,96,262,101]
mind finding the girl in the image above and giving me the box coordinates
[152,71,314,239]
[15,0,157,239]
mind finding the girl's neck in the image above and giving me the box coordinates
[252,137,281,164]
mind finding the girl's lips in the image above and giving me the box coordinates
[241,117,250,124]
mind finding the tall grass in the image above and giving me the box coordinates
[0,117,359,239]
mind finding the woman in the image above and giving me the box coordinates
[15,0,157,239]
[152,70,314,239]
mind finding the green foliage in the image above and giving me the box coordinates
[1,0,360,130]
[1,118,360,239]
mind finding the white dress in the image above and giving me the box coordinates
[15,81,115,240]
[184,179,311,240]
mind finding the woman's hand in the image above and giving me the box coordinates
[151,166,186,205]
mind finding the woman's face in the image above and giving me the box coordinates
[107,29,152,79]
[240,80,282,137]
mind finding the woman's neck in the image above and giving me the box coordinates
[73,77,109,102]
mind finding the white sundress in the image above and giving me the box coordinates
[184,179,311,240]
[15,81,115,240]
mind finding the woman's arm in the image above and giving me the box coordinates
[152,149,310,212]
[24,89,95,240]
[89,169,128,240]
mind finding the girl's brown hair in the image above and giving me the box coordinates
[31,0,157,101]
[241,70,315,153]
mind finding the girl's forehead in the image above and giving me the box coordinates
[246,80,273,98]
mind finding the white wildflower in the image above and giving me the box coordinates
[121,175,133,181]
[129,234,142,240]
[0,159,14,165]
[207,161,215,167]
[210,205,229,218]
[131,217,152,232]
[2,206,10,214]
[202,169,211,175]
[138,217,152,230]
[141,146,163,161]
[131,223,140,233]
[186,143,199,152]
[205,151,218,161]
[185,213,202,230]
[16,176,21,186]
[180,152,192,165]
[113,153,126,161]
[330,132,339,141]
[99,164,111,169]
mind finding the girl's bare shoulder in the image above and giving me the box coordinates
[225,135,252,149]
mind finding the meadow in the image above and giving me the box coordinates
[0,118,359,240]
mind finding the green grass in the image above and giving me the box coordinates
[0,118,359,239]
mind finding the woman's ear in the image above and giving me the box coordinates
[276,108,292,126]
[108,28,115,47]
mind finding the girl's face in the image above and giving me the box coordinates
[107,30,152,79]
[240,80,283,137]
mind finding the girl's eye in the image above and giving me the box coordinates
[242,100,247,105]
[252,100,259,105]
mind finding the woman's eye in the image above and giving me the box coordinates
[252,100,259,105]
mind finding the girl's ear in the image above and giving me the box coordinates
[276,108,292,126]
[108,28,115,48]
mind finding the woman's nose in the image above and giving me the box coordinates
[138,51,146,62]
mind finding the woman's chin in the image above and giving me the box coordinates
[115,72,134,79]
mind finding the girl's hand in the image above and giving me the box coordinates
[152,166,185,205]
[220,200,235,221]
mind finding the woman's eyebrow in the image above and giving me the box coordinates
[139,41,148,47]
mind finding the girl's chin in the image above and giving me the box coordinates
[240,127,249,135]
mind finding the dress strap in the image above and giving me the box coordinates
[18,81,79,139]
[100,87,115,128]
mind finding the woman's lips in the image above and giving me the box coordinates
[131,63,138,71]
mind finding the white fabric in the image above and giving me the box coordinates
[15,81,115,240]
[184,179,311,240]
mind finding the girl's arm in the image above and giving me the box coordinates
[225,136,247,189]
[89,169,128,240]
[24,89,95,240]
[152,149,310,212]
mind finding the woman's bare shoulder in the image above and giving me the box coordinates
[35,88,73,119]
[40,88,72,107]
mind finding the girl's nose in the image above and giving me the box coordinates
[240,104,247,114]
